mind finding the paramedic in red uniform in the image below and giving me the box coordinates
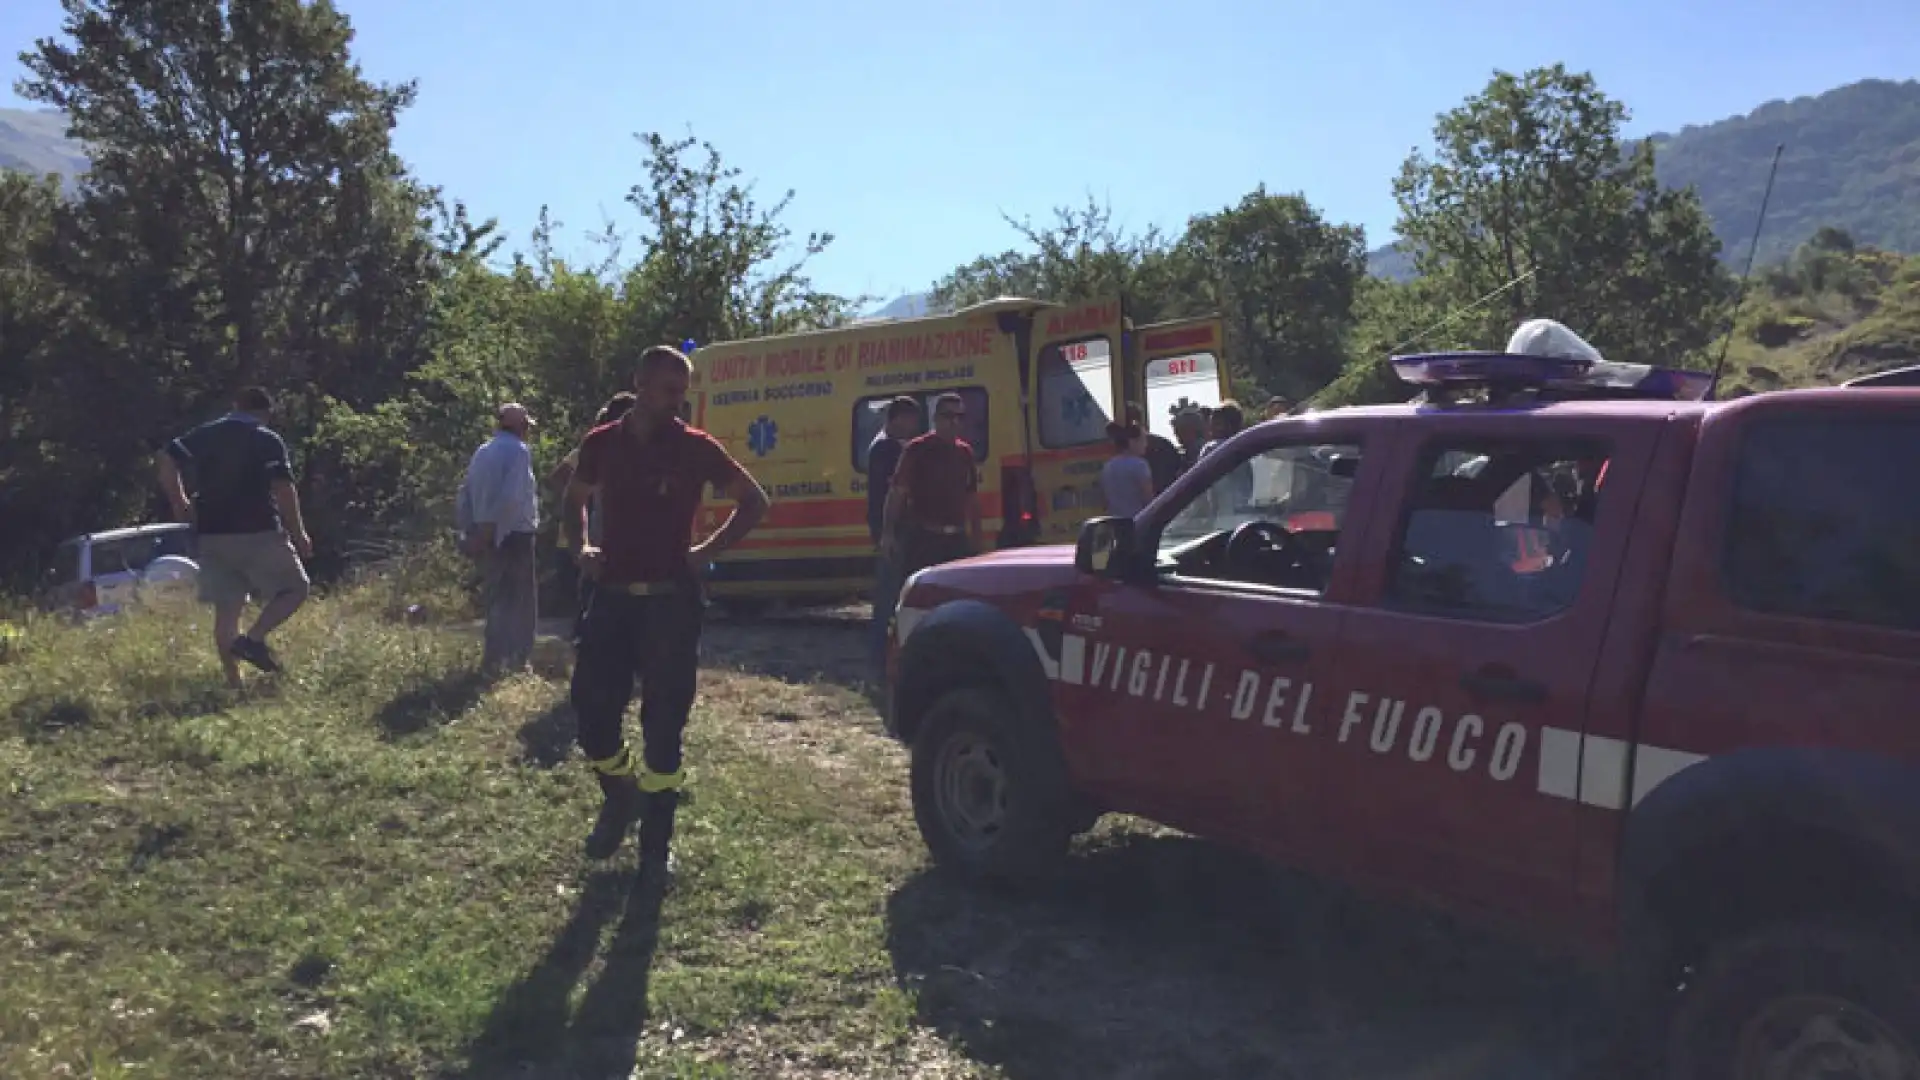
[883,391,983,580]
[562,345,770,880]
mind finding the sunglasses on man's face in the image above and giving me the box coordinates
[937,410,964,421]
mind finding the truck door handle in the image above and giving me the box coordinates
[1245,631,1311,665]
[1459,666,1547,704]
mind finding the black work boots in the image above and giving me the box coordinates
[583,773,643,860]
[635,790,681,892]
[583,776,681,885]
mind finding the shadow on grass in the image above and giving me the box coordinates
[15,680,245,741]
[373,670,490,738]
[132,684,238,722]
[129,821,191,872]
[517,701,577,769]
[884,833,1615,1080]
[11,694,96,739]
[460,868,666,1079]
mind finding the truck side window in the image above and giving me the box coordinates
[1385,438,1611,623]
[1038,337,1115,448]
[89,542,130,578]
[1724,416,1920,631]
[1158,442,1361,595]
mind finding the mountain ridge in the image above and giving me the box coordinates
[1366,78,1920,280]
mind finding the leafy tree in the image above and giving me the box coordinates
[618,132,861,353]
[1393,64,1733,367]
[1311,275,1459,407]
[1180,187,1368,398]
[12,0,464,574]
[18,0,432,393]
[0,171,79,580]
[314,129,858,550]
[931,199,1196,321]
[929,193,1367,398]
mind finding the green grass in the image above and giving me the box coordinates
[1,589,1619,1078]
[0,594,955,1078]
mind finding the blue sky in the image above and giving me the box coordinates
[5,0,1917,305]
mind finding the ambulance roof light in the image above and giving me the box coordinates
[1390,351,1714,404]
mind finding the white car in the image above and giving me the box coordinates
[42,523,200,619]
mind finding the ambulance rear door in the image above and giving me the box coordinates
[1133,315,1228,444]
[1026,298,1128,544]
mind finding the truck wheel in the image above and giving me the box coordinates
[1669,920,1920,1080]
[910,685,1073,883]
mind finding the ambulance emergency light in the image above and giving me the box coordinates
[1391,352,1714,403]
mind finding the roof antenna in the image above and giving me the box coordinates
[1706,143,1785,400]
[1389,266,1539,356]
[1293,266,1539,413]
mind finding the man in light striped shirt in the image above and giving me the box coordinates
[459,403,540,674]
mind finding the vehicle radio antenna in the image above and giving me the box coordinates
[1291,266,1540,414]
[1706,143,1785,400]
[1389,266,1540,356]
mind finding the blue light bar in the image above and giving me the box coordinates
[1391,352,1713,403]
[1393,351,1589,386]
[681,338,698,354]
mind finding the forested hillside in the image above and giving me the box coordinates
[1367,78,1920,280]
[1713,228,1920,398]
[0,106,84,176]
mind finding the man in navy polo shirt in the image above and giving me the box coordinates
[156,386,313,688]
[562,345,771,882]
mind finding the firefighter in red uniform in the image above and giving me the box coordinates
[562,345,771,882]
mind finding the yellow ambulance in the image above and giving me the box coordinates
[687,294,1229,609]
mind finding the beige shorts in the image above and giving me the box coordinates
[196,531,309,608]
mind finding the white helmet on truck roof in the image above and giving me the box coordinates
[1506,318,1604,366]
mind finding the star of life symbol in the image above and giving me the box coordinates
[1062,391,1097,426]
[748,415,778,457]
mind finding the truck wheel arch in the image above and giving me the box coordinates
[890,599,1058,749]
[1620,747,1920,966]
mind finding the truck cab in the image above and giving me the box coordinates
[888,351,1920,1079]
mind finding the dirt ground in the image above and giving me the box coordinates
[699,606,1617,1080]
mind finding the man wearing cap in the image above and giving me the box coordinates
[563,345,770,880]
[459,402,541,675]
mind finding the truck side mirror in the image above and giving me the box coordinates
[1075,516,1143,579]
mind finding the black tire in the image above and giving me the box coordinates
[1669,919,1920,1080]
[909,685,1075,883]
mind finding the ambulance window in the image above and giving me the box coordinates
[851,388,989,472]
[1723,416,1920,631]
[1144,352,1223,441]
[1385,438,1610,623]
[1038,337,1115,448]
